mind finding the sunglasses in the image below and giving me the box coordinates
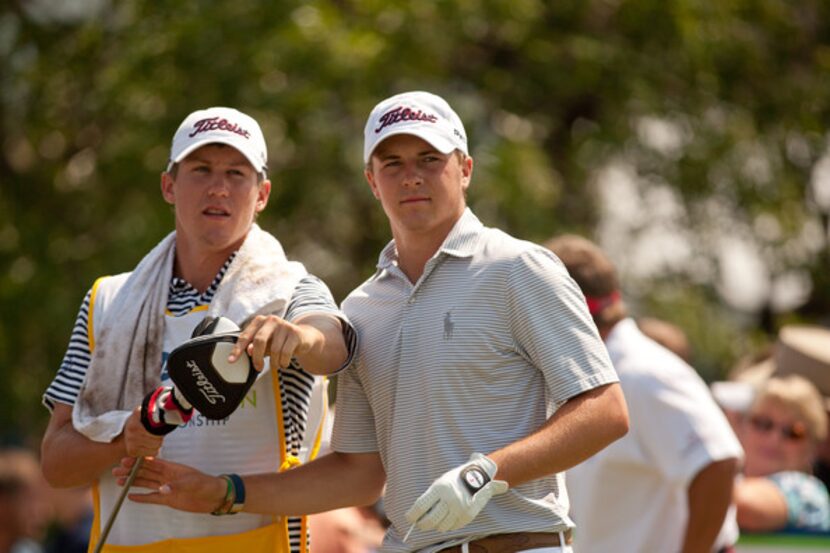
[748,414,808,442]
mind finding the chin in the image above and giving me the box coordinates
[201,231,244,251]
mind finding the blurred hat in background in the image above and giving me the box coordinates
[771,325,830,409]
[715,325,830,413]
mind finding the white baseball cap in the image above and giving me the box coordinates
[363,91,468,164]
[167,107,268,174]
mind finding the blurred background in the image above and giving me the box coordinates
[2,0,829,451]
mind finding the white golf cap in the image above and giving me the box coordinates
[363,91,468,164]
[167,107,268,174]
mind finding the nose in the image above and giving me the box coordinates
[402,162,423,187]
[206,173,230,196]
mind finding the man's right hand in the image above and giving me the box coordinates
[123,406,163,458]
[113,456,227,514]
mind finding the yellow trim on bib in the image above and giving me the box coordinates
[165,304,209,317]
[279,455,301,472]
[87,276,108,353]
[309,377,328,461]
[299,515,308,553]
[89,521,287,553]
[270,367,309,550]
[87,481,102,553]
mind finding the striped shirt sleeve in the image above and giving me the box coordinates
[507,249,619,404]
[43,288,93,410]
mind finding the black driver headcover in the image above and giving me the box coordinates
[166,316,255,420]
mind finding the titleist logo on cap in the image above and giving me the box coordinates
[188,117,251,139]
[374,106,438,133]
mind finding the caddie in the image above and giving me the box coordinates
[112,91,628,553]
[41,106,355,553]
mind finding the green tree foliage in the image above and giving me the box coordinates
[2,0,828,441]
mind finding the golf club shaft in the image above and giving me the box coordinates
[92,457,144,553]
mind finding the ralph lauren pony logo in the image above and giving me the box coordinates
[189,117,251,139]
[374,106,438,133]
[444,311,454,340]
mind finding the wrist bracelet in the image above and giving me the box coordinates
[210,475,235,516]
[226,473,246,514]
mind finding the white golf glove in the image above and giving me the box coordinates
[405,452,508,533]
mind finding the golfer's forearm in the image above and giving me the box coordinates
[242,452,386,515]
[490,383,629,487]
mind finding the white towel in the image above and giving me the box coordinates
[72,224,307,442]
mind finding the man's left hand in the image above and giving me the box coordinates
[405,453,508,533]
[113,456,226,514]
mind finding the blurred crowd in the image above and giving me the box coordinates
[713,325,830,535]
[641,321,830,537]
[0,447,92,553]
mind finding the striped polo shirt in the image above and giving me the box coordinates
[333,208,619,553]
[44,251,356,553]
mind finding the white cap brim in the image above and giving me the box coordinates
[365,126,459,164]
[167,107,268,174]
[168,135,266,174]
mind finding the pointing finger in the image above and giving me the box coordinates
[249,317,277,371]
[230,316,264,362]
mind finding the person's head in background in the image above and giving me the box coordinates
[768,326,830,474]
[637,317,692,364]
[741,375,827,478]
[707,346,775,438]
[0,448,52,553]
[730,326,830,478]
[543,234,625,338]
[46,485,93,553]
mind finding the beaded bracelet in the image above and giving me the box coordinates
[210,475,235,516]
[226,473,246,514]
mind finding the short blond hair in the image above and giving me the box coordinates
[751,375,828,443]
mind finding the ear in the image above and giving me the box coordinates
[161,171,175,204]
[460,155,473,193]
[365,166,381,200]
[255,179,271,213]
